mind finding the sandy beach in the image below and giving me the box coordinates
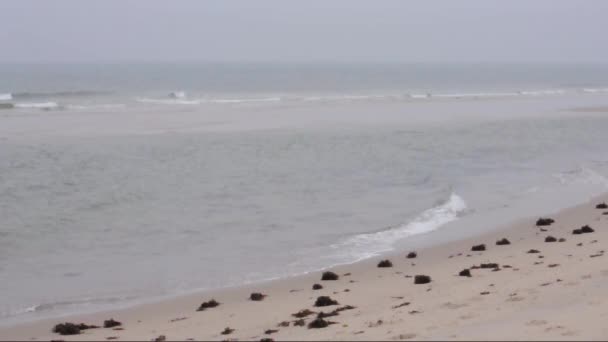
[2,194,608,341]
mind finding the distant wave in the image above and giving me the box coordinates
[14,102,61,110]
[0,93,12,101]
[519,89,566,96]
[582,88,608,93]
[332,193,468,259]
[136,97,202,105]
[433,92,520,99]
[12,91,110,99]
[65,104,127,110]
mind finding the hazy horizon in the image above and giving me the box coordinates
[1,0,607,64]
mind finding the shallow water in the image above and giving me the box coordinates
[1,63,608,324]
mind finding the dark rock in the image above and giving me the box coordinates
[480,263,499,269]
[480,291,490,295]
[277,321,290,327]
[459,269,472,277]
[581,225,595,233]
[292,309,315,318]
[573,229,583,235]
[536,218,555,226]
[308,317,335,329]
[260,339,274,342]
[154,335,166,342]
[293,319,306,326]
[414,275,432,284]
[377,260,393,268]
[545,236,557,243]
[471,244,486,252]
[315,296,338,307]
[53,323,82,335]
[321,271,339,281]
[558,238,566,242]
[250,293,267,301]
[406,252,417,259]
[548,264,559,268]
[264,329,278,335]
[596,202,608,209]
[312,283,323,290]
[221,327,234,335]
[197,299,220,311]
[496,238,511,246]
[103,319,121,329]
[527,249,540,254]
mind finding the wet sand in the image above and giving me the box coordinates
[2,195,608,341]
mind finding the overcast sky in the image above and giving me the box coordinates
[1,0,607,64]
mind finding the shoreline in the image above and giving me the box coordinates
[3,193,608,340]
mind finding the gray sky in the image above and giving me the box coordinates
[1,0,607,64]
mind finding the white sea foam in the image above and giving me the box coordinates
[332,193,468,259]
[136,97,201,105]
[582,88,608,93]
[433,92,520,99]
[65,104,127,110]
[14,102,60,109]
[520,89,566,96]
[0,93,12,101]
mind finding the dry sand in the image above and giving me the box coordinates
[3,195,608,341]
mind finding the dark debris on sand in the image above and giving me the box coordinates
[536,218,555,226]
[103,319,121,329]
[459,269,472,277]
[292,309,315,318]
[527,249,540,254]
[307,317,335,329]
[471,244,486,252]
[321,271,339,281]
[315,296,339,307]
[406,252,417,259]
[197,299,220,311]
[596,202,608,209]
[53,323,99,335]
[496,238,511,246]
[312,283,323,290]
[221,327,235,335]
[377,260,393,268]
[250,293,267,301]
[545,236,557,243]
[414,275,432,284]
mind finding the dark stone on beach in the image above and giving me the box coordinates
[321,271,339,281]
[308,317,332,329]
[545,236,557,243]
[53,323,82,335]
[260,339,274,342]
[377,260,393,268]
[596,203,608,209]
[581,225,595,233]
[292,309,315,318]
[406,252,417,259]
[250,293,267,301]
[293,319,306,326]
[480,291,490,295]
[471,244,486,252]
[154,335,166,342]
[312,283,323,290]
[278,321,290,327]
[603,211,608,215]
[559,238,566,242]
[527,249,540,254]
[315,296,338,307]
[103,319,121,328]
[221,327,234,335]
[536,218,555,226]
[573,229,583,235]
[265,329,278,335]
[459,269,472,277]
[414,275,432,284]
[197,299,220,311]
[53,322,99,335]
[548,264,560,268]
[496,238,511,246]
[480,263,499,269]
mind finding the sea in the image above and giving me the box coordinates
[1,63,608,325]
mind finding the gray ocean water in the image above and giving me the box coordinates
[1,63,608,325]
